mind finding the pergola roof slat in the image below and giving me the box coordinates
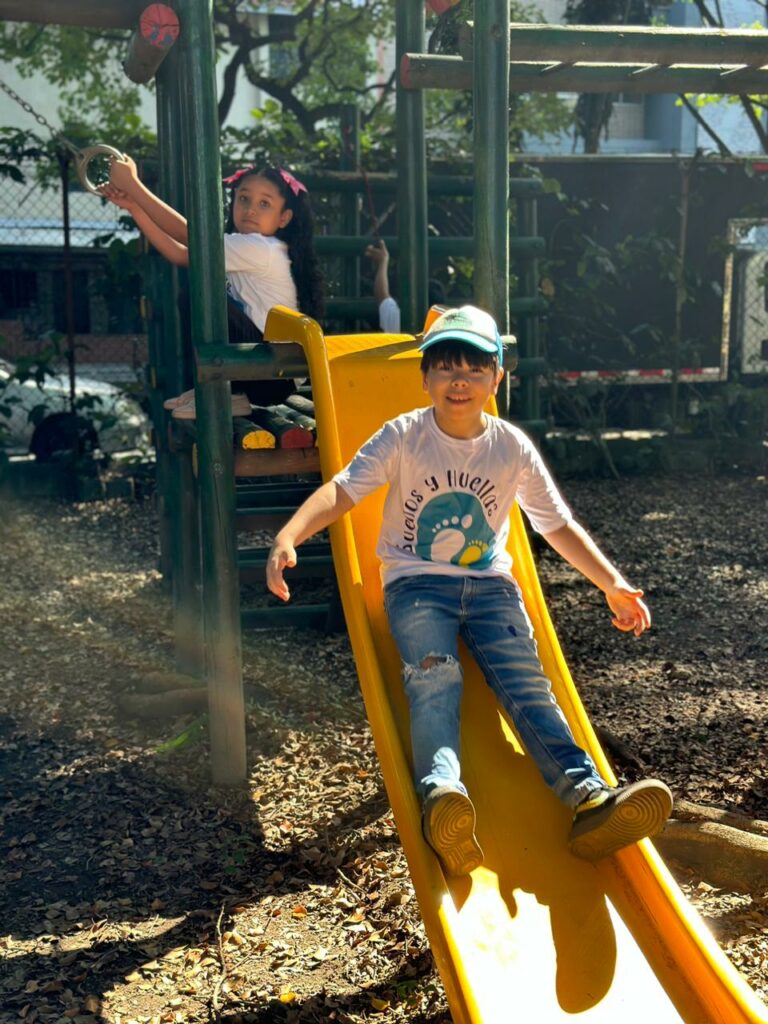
[401,53,768,96]
[459,21,768,69]
[0,0,145,29]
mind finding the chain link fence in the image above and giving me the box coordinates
[0,155,147,385]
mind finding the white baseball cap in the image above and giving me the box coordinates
[419,305,503,364]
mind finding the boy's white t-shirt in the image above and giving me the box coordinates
[223,233,298,332]
[333,407,573,586]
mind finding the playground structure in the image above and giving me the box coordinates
[3,2,768,1021]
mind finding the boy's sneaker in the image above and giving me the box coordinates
[172,392,252,420]
[569,779,673,862]
[422,786,483,877]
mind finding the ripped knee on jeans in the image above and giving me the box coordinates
[403,653,461,685]
[419,654,453,670]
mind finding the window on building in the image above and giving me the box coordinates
[0,268,37,317]
[53,269,91,333]
[609,94,646,138]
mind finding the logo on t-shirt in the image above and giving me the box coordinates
[415,492,496,568]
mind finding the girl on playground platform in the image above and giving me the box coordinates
[101,156,324,418]
[266,304,673,876]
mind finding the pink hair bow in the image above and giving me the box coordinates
[279,168,307,197]
[222,165,254,186]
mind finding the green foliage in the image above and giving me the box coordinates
[687,377,768,441]
[0,339,121,446]
[0,22,147,146]
[540,168,722,376]
[154,714,208,754]
[89,234,144,333]
[424,1,574,156]
[0,127,64,188]
[0,0,575,169]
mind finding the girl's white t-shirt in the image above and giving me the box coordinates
[223,232,298,332]
[333,407,573,586]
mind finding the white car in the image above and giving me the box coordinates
[0,358,151,460]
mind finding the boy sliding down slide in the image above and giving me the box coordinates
[267,305,672,875]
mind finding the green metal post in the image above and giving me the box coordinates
[142,246,172,580]
[396,0,428,331]
[339,105,361,320]
[178,0,246,785]
[474,0,510,412]
[516,196,542,424]
[157,41,203,679]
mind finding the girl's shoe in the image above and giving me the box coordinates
[569,779,673,861]
[172,392,252,421]
[422,786,483,877]
[163,388,195,410]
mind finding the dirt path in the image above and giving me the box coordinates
[1,474,766,1022]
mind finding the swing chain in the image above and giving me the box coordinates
[0,75,82,158]
[0,75,126,194]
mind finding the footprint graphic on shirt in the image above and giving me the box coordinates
[416,493,495,567]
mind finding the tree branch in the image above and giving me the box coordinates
[218,45,249,126]
[738,94,768,152]
[689,0,723,27]
[363,69,397,124]
[240,69,320,136]
[678,95,733,156]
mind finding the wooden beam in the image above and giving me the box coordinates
[234,447,321,478]
[0,0,146,28]
[300,171,543,196]
[195,342,308,383]
[460,22,768,69]
[401,54,768,96]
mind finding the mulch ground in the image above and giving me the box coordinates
[1,472,767,1023]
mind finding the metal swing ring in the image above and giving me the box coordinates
[74,145,127,195]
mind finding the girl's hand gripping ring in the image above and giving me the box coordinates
[75,145,127,196]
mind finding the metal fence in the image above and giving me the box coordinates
[0,156,147,385]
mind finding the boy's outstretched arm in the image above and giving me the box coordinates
[267,481,355,602]
[109,155,189,245]
[542,520,651,637]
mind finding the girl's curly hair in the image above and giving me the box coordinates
[225,166,325,321]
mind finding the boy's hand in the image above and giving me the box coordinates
[109,154,139,192]
[605,585,651,637]
[267,538,297,602]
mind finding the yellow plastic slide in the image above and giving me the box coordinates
[266,308,768,1024]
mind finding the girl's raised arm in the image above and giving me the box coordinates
[110,156,189,246]
[101,183,190,268]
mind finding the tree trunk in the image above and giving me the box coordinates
[656,820,768,893]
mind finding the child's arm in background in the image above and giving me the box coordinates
[100,184,190,267]
[267,482,355,602]
[543,520,651,637]
[109,155,189,245]
[365,240,392,305]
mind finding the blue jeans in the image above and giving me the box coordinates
[383,573,607,810]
